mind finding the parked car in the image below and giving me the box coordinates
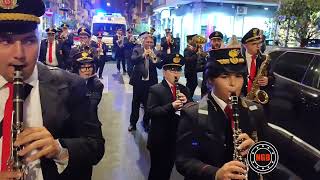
[264,47,320,179]
[307,39,320,48]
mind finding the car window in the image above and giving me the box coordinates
[268,50,285,69]
[303,55,320,90]
[274,52,314,82]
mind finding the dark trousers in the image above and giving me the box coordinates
[148,146,175,180]
[185,71,198,97]
[97,57,106,78]
[130,81,150,126]
[116,56,126,72]
[126,57,133,77]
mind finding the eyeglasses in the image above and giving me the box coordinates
[80,66,93,72]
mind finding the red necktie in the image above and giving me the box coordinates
[171,86,176,101]
[1,83,13,171]
[247,55,256,92]
[224,105,235,129]
[48,42,53,63]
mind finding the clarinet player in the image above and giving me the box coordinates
[147,53,192,180]
[0,0,105,179]
[175,48,263,180]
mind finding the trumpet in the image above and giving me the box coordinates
[7,65,26,180]
[145,48,159,63]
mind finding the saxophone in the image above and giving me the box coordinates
[246,54,270,104]
[230,93,248,180]
[7,65,26,180]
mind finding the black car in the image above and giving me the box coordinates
[265,47,320,179]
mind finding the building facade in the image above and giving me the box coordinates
[152,0,279,50]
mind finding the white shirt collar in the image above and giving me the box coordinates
[25,64,39,87]
[0,75,6,89]
[0,64,38,88]
[246,51,253,59]
[211,91,227,112]
[165,79,174,88]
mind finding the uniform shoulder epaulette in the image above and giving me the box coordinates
[184,102,197,108]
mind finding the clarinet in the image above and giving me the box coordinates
[230,92,248,180]
[7,65,26,179]
[174,77,180,100]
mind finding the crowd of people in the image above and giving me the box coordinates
[0,0,290,180]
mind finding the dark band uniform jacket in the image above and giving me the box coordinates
[161,35,179,54]
[184,34,198,97]
[147,54,192,180]
[59,23,74,56]
[73,51,104,107]
[37,63,105,180]
[175,48,262,180]
[147,54,192,150]
[0,1,105,179]
[129,46,162,86]
[39,28,65,69]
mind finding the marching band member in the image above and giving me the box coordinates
[39,28,64,69]
[184,34,199,97]
[124,28,137,77]
[113,28,126,73]
[128,32,162,132]
[147,53,192,180]
[201,31,224,97]
[0,0,105,179]
[161,28,179,54]
[176,48,262,180]
[96,32,108,79]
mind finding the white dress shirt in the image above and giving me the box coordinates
[45,40,59,67]
[0,65,67,179]
[211,91,228,115]
[246,51,255,75]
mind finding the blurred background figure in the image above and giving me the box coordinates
[96,32,108,79]
[113,28,126,73]
[39,28,65,69]
[124,28,137,77]
[227,35,241,48]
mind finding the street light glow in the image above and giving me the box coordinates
[107,2,111,7]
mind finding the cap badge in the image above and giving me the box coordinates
[215,32,219,36]
[253,28,258,37]
[0,0,18,9]
[82,52,89,58]
[173,54,181,64]
[217,49,245,65]
[229,49,240,64]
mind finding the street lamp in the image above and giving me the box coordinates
[107,2,111,7]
